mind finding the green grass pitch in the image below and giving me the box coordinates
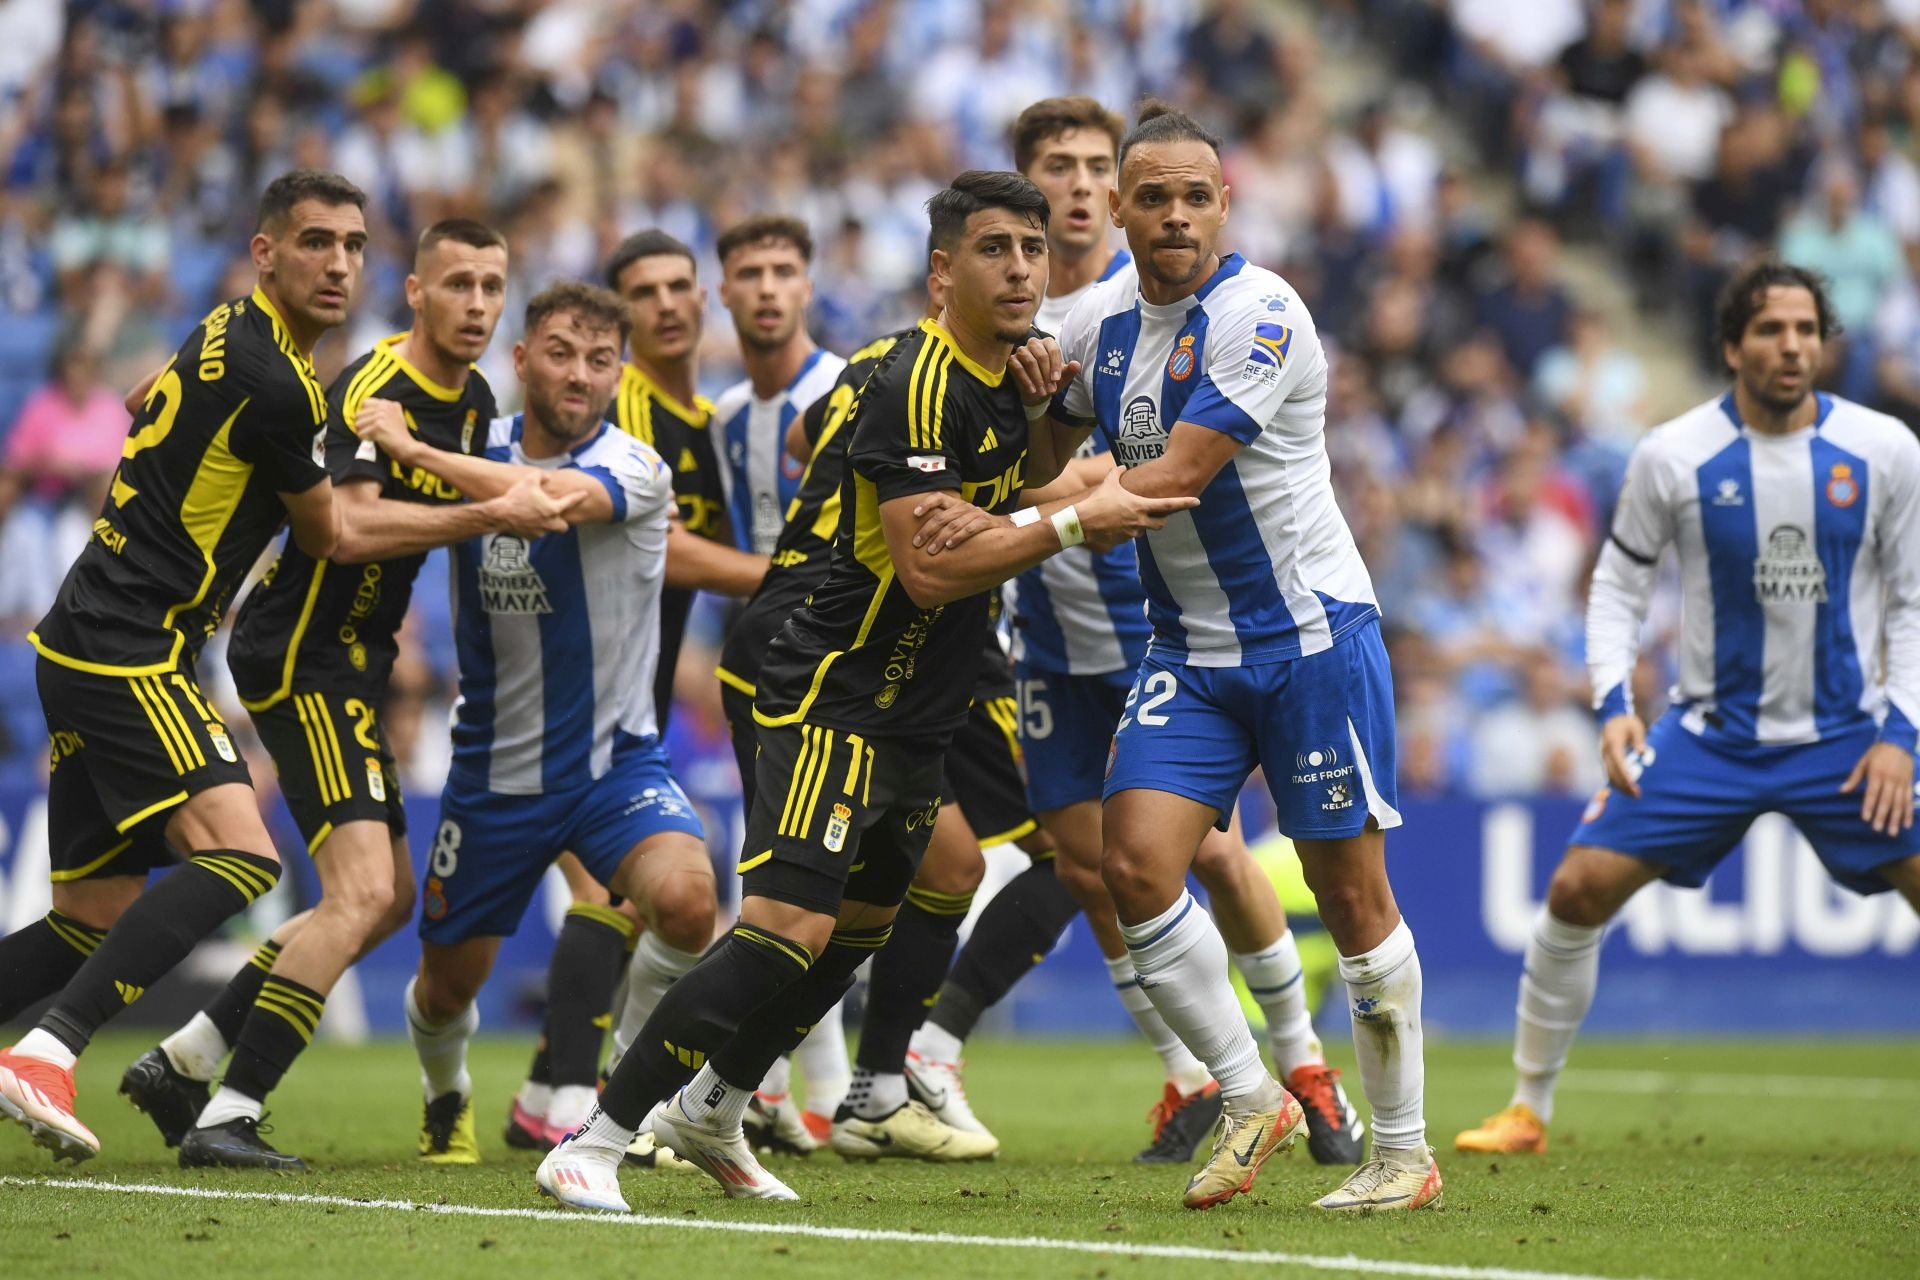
[2,1033,1915,1279]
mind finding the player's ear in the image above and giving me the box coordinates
[512,340,527,383]
[1217,183,1230,227]
[403,273,421,312]
[1107,185,1122,228]
[249,230,275,278]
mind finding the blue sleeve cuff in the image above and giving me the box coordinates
[583,465,627,522]
[1595,684,1631,724]
[1877,705,1918,753]
[1177,376,1262,444]
[1049,388,1094,427]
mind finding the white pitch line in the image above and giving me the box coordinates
[2,1176,1649,1280]
[1553,1068,1920,1101]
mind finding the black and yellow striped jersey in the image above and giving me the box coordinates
[716,331,900,699]
[753,319,1032,738]
[611,360,728,729]
[226,334,497,708]
[611,362,724,542]
[30,287,330,675]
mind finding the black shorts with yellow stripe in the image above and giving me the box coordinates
[37,653,252,883]
[943,681,1040,851]
[250,688,405,852]
[739,722,947,917]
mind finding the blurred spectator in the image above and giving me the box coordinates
[1534,308,1648,453]
[1521,0,1643,231]
[1467,650,1603,797]
[0,334,123,620]
[50,159,168,307]
[1327,100,1444,241]
[1780,165,1904,401]
[1476,218,1571,381]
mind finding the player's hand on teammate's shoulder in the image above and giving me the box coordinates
[490,472,580,539]
[1007,334,1081,407]
[1841,740,1916,835]
[1598,713,1649,799]
[911,490,1001,556]
[1077,466,1198,551]
[354,397,415,462]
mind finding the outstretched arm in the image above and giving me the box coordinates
[330,473,577,564]
[357,399,615,523]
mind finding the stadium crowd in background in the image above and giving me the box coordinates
[0,0,1915,807]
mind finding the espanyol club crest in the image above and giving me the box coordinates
[1827,462,1859,508]
[1166,334,1196,381]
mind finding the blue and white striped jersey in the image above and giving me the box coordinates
[711,348,846,555]
[1052,253,1378,667]
[1007,249,1150,675]
[1589,392,1920,749]
[449,415,677,795]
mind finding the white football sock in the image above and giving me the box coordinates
[1103,951,1212,1095]
[1120,893,1270,1106]
[575,1101,636,1154]
[1231,932,1324,1077]
[547,1084,598,1134]
[1511,909,1604,1124]
[195,1085,261,1129]
[515,1080,553,1118]
[1340,919,1426,1151]
[757,1054,792,1098]
[404,977,477,1102]
[161,1012,229,1082]
[680,1063,752,1130]
[795,1000,850,1117]
[14,1029,76,1070]
[845,1067,908,1119]
[608,932,702,1070]
[911,1020,963,1064]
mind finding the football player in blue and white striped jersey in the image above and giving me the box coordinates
[1458,261,1920,1159]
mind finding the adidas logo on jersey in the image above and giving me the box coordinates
[978,427,999,453]
[479,534,554,615]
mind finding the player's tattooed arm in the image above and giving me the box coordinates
[355,398,601,522]
[885,469,1194,607]
[330,472,575,563]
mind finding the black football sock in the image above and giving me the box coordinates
[712,924,889,1089]
[595,923,811,1130]
[202,939,284,1046]
[856,887,972,1074]
[928,858,1080,1041]
[37,851,280,1055]
[544,903,635,1087]
[221,974,326,1103]
[0,910,108,1023]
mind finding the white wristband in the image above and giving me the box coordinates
[1024,399,1050,422]
[1011,506,1042,528]
[1050,504,1085,548]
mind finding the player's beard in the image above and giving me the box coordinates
[737,312,799,352]
[528,382,605,443]
[1141,237,1208,289]
[1744,363,1813,418]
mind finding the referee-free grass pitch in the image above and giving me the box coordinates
[2,1033,1914,1280]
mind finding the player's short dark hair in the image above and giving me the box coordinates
[1012,96,1125,173]
[524,281,632,347]
[925,171,1050,256]
[1715,259,1842,351]
[417,218,507,262]
[603,230,696,292]
[716,214,813,267]
[255,169,367,233]
[1118,99,1223,169]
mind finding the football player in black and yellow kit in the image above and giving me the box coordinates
[116,220,574,1170]
[708,279,1053,1162]
[0,171,369,1163]
[537,171,1195,1210]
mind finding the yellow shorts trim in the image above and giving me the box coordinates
[47,837,135,883]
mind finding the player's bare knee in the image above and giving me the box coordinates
[649,872,717,952]
[1100,843,1172,921]
[1545,862,1623,929]
[413,969,478,1023]
[50,877,143,930]
[1053,849,1108,911]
